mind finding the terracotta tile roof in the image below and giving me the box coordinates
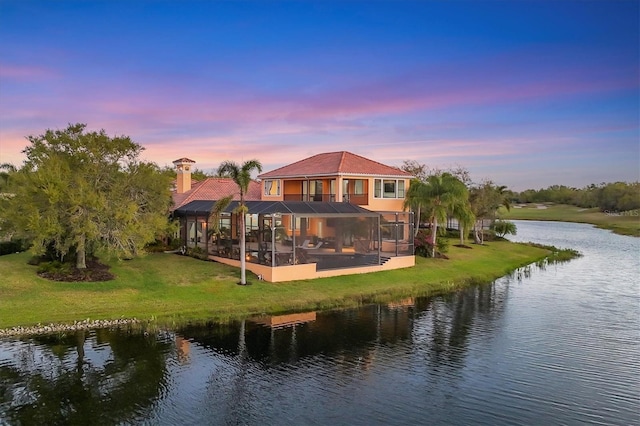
[172,157,196,164]
[258,151,412,179]
[171,177,261,210]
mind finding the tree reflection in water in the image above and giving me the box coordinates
[0,329,171,425]
[0,279,514,424]
[179,277,512,369]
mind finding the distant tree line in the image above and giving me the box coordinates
[513,182,640,212]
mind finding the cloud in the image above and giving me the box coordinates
[0,63,56,81]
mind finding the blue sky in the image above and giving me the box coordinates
[0,0,638,191]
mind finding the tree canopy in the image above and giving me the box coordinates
[0,124,173,269]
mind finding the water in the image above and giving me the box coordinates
[1,221,638,425]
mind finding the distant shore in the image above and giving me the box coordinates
[500,203,639,237]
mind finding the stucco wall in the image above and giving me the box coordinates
[208,255,415,283]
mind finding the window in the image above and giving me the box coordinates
[374,179,405,199]
[383,180,396,198]
[354,180,365,195]
[264,179,280,196]
[310,180,323,201]
[397,180,405,198]
[290,216,311,231]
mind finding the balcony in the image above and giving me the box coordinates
[283,193,369,205]
[284,193,336,202]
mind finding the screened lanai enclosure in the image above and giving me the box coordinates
[172,200,413,271]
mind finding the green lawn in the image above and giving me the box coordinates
[500,203,640,237]
[0,241,550,329]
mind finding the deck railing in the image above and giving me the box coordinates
[283,193,369,205]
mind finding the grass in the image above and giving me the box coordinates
[0,240,551,329]
[500,203,640,237]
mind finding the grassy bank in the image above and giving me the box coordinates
[500,203,640,237]
[0,241,550,329]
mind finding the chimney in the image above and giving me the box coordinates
[173,158,196,194]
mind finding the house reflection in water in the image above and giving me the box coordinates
[175,335,191,364]
[250,311,317,329]
[387,297,415,309]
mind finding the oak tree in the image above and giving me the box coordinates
[1,124,173,269]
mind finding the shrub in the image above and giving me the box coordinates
[491,220,517,238]
[0,239,27,256]
[414,229,449,258]
[37,261,72,275]
[187,246,209,261]
[414,229,432,257]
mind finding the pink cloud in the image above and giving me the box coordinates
[0,63,56,81]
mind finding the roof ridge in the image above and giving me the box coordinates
[338,151,347,172]
[343,151,408,174]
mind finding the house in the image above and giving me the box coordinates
[171,152,415,282]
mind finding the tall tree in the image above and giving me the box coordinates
[450,197,475,246]
[403,178,428,237]
[469,181,511,244]
[401,159,429,181]
[0,124,172,268]
[217,159,262,285]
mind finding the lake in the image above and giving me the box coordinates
[1,221,638,425]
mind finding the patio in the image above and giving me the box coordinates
[172,200,414,279]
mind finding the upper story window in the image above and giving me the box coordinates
[264,179,281,196]
[374,179,405,199]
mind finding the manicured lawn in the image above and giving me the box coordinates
[0,241,549,329]
[500,203,640,237]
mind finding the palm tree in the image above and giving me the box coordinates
[403,178,428,237]
[421,173,468,257]
[216,159,262,285]
[450,198,475,246]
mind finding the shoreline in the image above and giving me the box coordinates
[0,241,555,336]
[500,204,639,237]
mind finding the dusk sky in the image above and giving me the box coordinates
[0,0,638,191]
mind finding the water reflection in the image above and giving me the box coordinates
[0,278,519,425]
[176,278,513,372]
[0,330,171,425]
[1,222,638,425]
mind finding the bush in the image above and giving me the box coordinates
[37,261,72,275]
[414,229,449,258]
[414,229,432,257]
[0,239,27,256]
[187,246,209,261]
[436,238,449,254]
[491,220,517,238]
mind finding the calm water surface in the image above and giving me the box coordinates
[1,221,638,425]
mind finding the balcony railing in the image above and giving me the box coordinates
[284,193,336,202]
[283,193,369,205]
[342,194,368,205]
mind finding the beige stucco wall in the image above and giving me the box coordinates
[365,177,411,212]
[208,255,415,283]
[261,176,411,213]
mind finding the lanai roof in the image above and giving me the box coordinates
[258,151,413,179]
[173,200,379,217]
[171,178,261,211]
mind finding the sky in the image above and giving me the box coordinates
[0,0,638,191]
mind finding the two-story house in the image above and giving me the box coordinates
[172,151,415,282]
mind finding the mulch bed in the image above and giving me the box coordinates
[38,259,115,282]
